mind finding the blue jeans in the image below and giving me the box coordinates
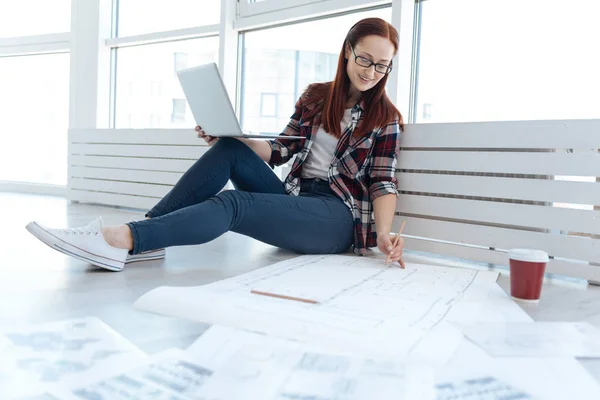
[126,138,354,255]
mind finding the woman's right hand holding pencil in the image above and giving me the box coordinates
[382,221,406,268]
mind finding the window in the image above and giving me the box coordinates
[422,103,433,121]
[113,37,219,128]
[240,7,392,134]
[117,0,221,37]
[174,52,189,75]
[0,53,69,185]
[415,0,600,122]
[149,114,161,127]
[0,0,71,37]
[260,93,277,117]
[171,99,187,123]
[239,0,324,18]
[150,81,162,96]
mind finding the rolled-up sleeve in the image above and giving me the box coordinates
[368,120,401,200]
[268,96,304,167]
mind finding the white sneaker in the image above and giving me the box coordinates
[26,217,128,272]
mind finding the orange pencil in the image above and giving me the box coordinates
[386,220,406,266]
[250,289,319,305]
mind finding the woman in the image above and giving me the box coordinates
[26,17,406,272]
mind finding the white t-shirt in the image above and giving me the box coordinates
[301,108,353,180]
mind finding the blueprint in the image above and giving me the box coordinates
[135,255,499,362]
[441,333,600,400]
[435,376,535,400]
[187,324,434,400]
[459,321,600,358]
[0,317,147,399]
[49,348,211,400]
[49,336,428,400]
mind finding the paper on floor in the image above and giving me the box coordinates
[48,348,209,400]
[435,375,536,400]
[190,325,434,400]
[134,255,499,364]
[458,321,600,358]
[0,317,147,399]
[48,331,433,400]
[199,346,431,400]
[439,339,600,400]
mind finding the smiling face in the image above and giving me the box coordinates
[345,34,395,94]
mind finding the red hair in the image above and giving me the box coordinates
[304,17,403,138]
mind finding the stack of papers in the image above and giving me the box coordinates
[4,256,600,399]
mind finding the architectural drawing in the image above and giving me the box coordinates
[50,349,212,400]
[197,346,412,400]
[435,376,534,400]
[459,322,600,357]
[135,255,498,361]
[0,317,147,399]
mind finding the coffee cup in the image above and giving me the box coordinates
[509,249,549,303]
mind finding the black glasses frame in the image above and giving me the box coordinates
[350,46,392,75]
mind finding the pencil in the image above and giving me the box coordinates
[386,220,406,266]
[250,289,319,305]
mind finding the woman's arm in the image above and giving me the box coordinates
[368,120,404,266]
[196,127,272,162]
[241,93,306,165]
[373,193,396,237]
[373,194,404,267]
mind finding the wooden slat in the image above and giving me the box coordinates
[392,216,599,263]
[70,166,183,186]
[69,189,158,210]
[70,129,205,147]
[401,119,600,149]
[397,151,600,176]
[70,144,202,159]
[397,173,600,206]
[69,178,172,198]
[69,155,198,172]
[401,236,600,281]
[396,194,600,236]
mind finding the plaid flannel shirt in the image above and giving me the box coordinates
[268,88,401,255]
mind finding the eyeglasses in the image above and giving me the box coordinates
[350,46,392,75]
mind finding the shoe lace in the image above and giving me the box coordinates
[62,227,99,236]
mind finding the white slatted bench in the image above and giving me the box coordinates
[393,119,599,283]
[68,120,600,283]
[68,129,207,210]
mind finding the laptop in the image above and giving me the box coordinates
[176,62,303,140]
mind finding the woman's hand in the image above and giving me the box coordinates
[377,232,405,268]
[196,125,219,146]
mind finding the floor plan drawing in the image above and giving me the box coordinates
[136,255,498,361]
[0,317,147,398]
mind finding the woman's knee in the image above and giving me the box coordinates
[212,189,249,211]
[211,137,248,154]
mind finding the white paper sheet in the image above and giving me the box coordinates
[437,283,600,399]
[0,317,147,399]
[135,255,499,363]
[473,282,533,323]
[458,321,600,358]
[188,325,435,400]
[199,348,419,400]
[438,339,600,400]
[435,376,536,400]
[49,348,211,400]
[49,328,433,400]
